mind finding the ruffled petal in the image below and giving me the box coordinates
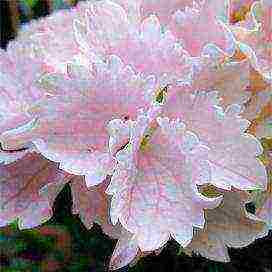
[169,0,236,56]
[75,1,193,87]
[185,190,268,262]
[7,1,90,73]
[163,91,267,190]
[70,176,115,233]
[107,109,222,251]
[0,153,68,229]
[1,56,149,185]
[231,1,272,82]
[109,229,140,270]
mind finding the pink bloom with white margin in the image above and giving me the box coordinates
[106,105,223,252]
[1,0,193,185]
[70,176,118,235]
[185,189,268,262]
[7,0,91,73]
[141,0,236,57]
[231,0,272,82]
[0,152,68,229]
[189,56,251,107]
[0,55,152,186]
[140,0,195,25]
[73,0,193,92]
[163,90,267,191]
[0,150,120,235]
[0,49,50,163]
[117,0,252,108]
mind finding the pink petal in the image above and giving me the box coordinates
[0,153,68,229]
[186,190,268,262]
[141,0,196,25]
[231,1,272,82]
[75,1,193,86]
[169,0,236,56]
[7,1,91,73]
[190,57,251,106]
[109,229,140,270]
[1,57,149,185]
[163,91,267,190]
[107,110,222,251]
[70,176,117,235]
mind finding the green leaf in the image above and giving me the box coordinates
[22,0,40,8]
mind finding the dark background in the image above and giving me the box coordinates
[0,1,272,271]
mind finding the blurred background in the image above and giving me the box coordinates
[0,1,272,271]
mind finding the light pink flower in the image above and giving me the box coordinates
[73,0,193,87]
[188,56,251,106]
[7,1,91,73]
[1,56,151,186]
[0,150,120,234]
[0,49,48,155]
[106,106,223,252]
[163,91,267,190]
[1,0,194,186]
[0,152,68,229]
[138,0,235,57]
[185,190,268,262]
[231,0,272,82]
[70,176,117,235]
[115,0,256,110]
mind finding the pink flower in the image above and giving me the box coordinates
[0,151,118,233]
[1,0,193,186]
[231,0,272,82]
[106,106,223,251]
[1,55,152,186]
[0,0,270,268]
[163,90,267,190]
[0,152,68,229]
[185,189,268,262]
[0,49,48,149]
[73,0,193,86]
[106,90,267,262]
[137,0,236,57]
[7,1,91,73]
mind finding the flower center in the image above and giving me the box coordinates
[155,85,169,103]
[139,126,157,152]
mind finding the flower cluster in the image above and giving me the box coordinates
[0,0,271,270]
